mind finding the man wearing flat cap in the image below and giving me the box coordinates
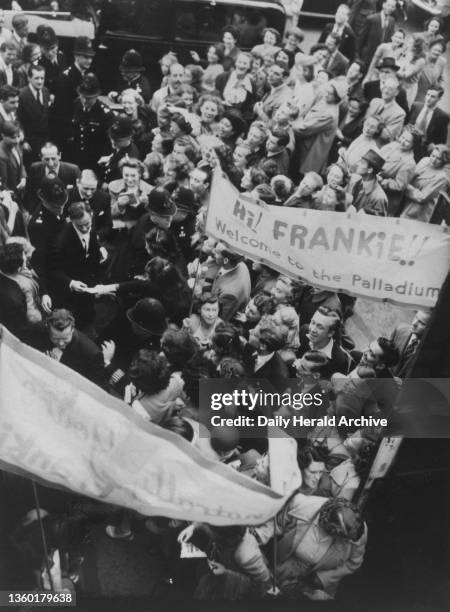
[347,149,388,216]
[70,73,111,171]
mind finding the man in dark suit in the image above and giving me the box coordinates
[48,201,105,331]
[0,120,26,194]
[408,86,450,160]
[297,306,354,379]
[35,25,68,95]
[363,57,409,115]
[324,33,350,78]
[391,311,432,378]
[318,4,356,62]
[17,64,51,160]
[24,142,80,213]
[27,308,108,388]
[357,0,397,68]
[67,169,112,243]
[249,320,289,392]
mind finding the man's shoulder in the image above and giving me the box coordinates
[70,329,101,357]
[60,161,81,174]
[434,105,450,121]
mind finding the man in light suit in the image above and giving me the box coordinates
[408,86,450,160]
[365,76,406,146]
[357,0,397,68]
[17,64,51,161]
[211,243,251,322]
[391,311,432,378]
[24,142,80,212]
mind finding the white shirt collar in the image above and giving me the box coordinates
[309,337,333,358]
[255,352,274,371]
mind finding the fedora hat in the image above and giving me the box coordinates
[362,149,385,173]
[377,57,400,71]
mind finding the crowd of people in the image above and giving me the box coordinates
[0,0,446,602]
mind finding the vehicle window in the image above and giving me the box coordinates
[301,0,336,18]
[100,0,167,37]
[173,1,285,47]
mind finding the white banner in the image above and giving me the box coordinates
[0,327,286,526]
[206,171,450,308]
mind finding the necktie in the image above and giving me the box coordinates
[403,336,419,362]
[37,90,43,106]
[416,108,431,136]
[82,236,88,255]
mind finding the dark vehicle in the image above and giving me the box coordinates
[95,0,286,89]
[300,0,335,19]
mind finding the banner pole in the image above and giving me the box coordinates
[32,481,55,592]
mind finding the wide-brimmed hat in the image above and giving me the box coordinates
[120,49,145,72]
[377,57,400,71]
[73,36,95,57]
[147,187,177,216]
[77,73,101,97]
[126,298,167,336]
[38,175,68,207]
[362,149,385,173]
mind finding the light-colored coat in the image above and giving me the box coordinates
[275,494,367,597]
[293,101,339,174]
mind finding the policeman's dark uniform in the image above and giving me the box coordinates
[100,141,140,184]
[115,49,152,103]
[98,115,140,184]
[51,37,96,152]
[71,97,111,171]
[28,177,68,294]
[36,24,68,95]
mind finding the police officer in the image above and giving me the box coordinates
[52,36,96,151]
[28,175,68,295]
[99,115,140,184]
[36,25,68,95]
[112,49,152,104]
[70,73,111,171]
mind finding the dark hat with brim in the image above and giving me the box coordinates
[126,298,167,336]
[148,187,177,216]
[120,49,145,72]
[377,57,400,71]
[77,73,101,97]
[73,36,95,57]
[362,149,386,173]
[171,186,195,221]
[38,175,68,207]
[108,115,134,140]
[36,25,58,48]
